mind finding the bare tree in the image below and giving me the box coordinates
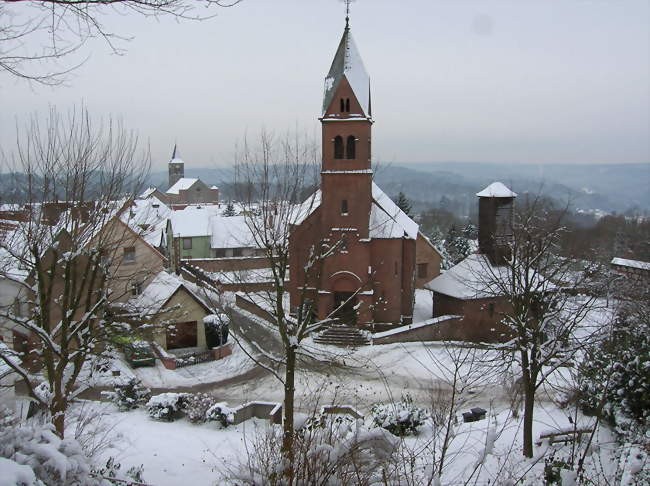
[478,194,607,457]
[0,106,153,437]
[223,129,368,479]
[0,0,240,85]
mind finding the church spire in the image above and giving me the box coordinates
[322,10,371,118]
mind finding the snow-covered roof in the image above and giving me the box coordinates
[611,257,650,271]
[129,270,213,314]
[210,215,258,249]
[140,187,158,199]
[322,25,371,117]
[120,196,171,247]
[425,253,550,299]
[476,182,517,198]
[370,183,418,240]
[291,183,418,240]
[425,253,511,299]
[168,205,220,237]
[166,178,198,195]
[291,190,322,225]
[210,185,219,190]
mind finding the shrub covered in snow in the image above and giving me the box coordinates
[205,402,234,428]
[183,393,221,424]
[0,422,101,486]
[146,393,188,421]
[107,377,151,411]
[230,413,399,485]
[203,313,229,348]
[370,394,427,436]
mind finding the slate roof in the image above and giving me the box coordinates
[322,24,371,117]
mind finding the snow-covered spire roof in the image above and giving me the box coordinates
[322,23,371,117]
[476,182,517,198]
[169,144,184,165]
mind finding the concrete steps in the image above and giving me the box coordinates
[313,325,370,347]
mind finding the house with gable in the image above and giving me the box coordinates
[128,270,216,351]
[288,19,441,329]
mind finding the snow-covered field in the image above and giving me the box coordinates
[68,395,611,486]
[86,404,263,486]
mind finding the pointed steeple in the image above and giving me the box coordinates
[322,22,371,117]
[168,143,185,189]
[170,144,183,163]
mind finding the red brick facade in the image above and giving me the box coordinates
[288,26,419,328]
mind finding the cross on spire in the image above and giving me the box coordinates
[342,0,355,29]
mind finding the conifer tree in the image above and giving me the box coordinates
[396,191,412,216]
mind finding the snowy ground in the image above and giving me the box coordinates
[72,401,266,486]
[66,395,613,486]
[133,344,256,389]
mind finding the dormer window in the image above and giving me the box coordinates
[346,136,356,159]
[334,136,344,159]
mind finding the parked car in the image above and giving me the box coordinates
[124,341,155,368]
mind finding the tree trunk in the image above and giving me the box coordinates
[282,346,296,483]
[51,394,67,438]
[522,381,535,458]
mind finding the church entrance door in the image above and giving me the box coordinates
[333,292,357,325]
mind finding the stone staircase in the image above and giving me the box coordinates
[313,325,371,347]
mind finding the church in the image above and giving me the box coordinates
[142,145,220,208]
[288,20,440,329]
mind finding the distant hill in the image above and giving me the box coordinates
[143,162,648,215]
[4,162,646,216]
[384,162,649,214]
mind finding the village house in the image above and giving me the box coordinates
[127,270,216,352]
[288,21,440,329]
[165,206,265,267]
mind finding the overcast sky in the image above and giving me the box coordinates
[1,0,648,171]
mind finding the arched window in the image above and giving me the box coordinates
[346,135,356,159]
[340,98,345,112]
[345,98,350,112]
[334,136,344,159]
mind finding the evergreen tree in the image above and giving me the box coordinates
[223,201,237,217]
[396,192,412,216]
[444,225,471,266]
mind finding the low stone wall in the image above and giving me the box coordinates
[320,405,364,420]
[232,401,282,425]
[219,281,274,293]
[372,315,463,344]
[150,342,233,370]
[185,256,271,272]
[235,293,276,324]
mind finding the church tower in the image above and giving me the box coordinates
[320,19,373,239]
[288,12,423,329]
[168,144,184,189]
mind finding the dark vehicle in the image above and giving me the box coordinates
[124,342,155,368]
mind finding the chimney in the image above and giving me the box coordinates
[476,182,517,266]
